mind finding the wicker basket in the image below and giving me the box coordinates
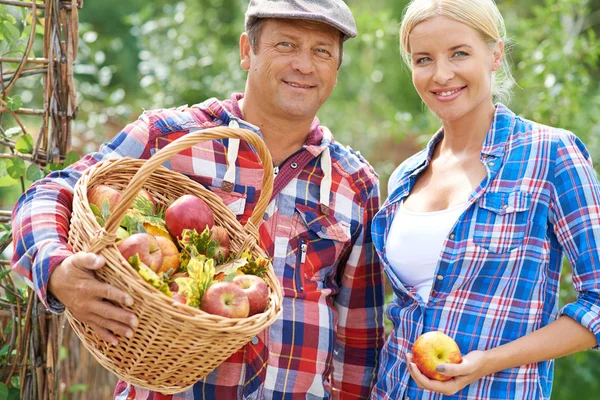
[65,127,282,394]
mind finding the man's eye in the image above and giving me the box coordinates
[280,42,292,47]
[315,48,331,57]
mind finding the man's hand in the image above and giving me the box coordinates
[406,350,489,396]
[48,252,138,345]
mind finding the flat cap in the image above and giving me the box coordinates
[245,0,357,41]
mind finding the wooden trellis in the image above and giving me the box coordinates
[0,1,121,399]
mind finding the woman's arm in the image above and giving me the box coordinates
[406,315,596,396]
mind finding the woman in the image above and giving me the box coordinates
[371,0,600,399]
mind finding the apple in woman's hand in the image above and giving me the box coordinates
[411,331,463,381]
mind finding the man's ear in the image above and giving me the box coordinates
[492,39,504,72]
[240,33,251,71]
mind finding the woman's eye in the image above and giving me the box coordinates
[453,51,469,58]
[415,57,432,64]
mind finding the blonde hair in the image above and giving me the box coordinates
[399,0,514,103]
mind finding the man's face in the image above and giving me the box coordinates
[240,19,341,120]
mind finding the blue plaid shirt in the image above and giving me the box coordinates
[371,104,600,400]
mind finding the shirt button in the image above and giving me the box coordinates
[437,275,444,281]
[251,337,259,345]
[502,204,509,210]
[263,213,269,221]
[321,225,328,233]
[449,233,455,240]
[488,161,495,167]
[291,162,298,169]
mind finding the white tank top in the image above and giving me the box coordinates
[385,201,468,303]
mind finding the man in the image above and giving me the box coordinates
[11,0,385,398]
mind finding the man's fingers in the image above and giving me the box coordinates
[91,299,138,329]
[70,252,105,270]
[88,313,134,340]
[87,280,134,308]
[87,321,119,346]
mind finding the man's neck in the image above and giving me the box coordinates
[239,98,313,166]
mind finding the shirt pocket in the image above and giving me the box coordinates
[472,190,531,253]
[287,204,352,292]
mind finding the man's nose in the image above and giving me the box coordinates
[291,50,316,75]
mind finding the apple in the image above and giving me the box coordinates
[117,232,163,272]
[165,194,215,239]
[137,189,156,209]
[210,226,230,261]
[233,275,269,316]
[411,331,463,381]
[200,282,249,318]
[172,293,187,304]
[168,272,188,293]
[154,236,180,274]
[88,184,122,212]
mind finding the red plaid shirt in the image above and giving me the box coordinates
[11,93,385,399]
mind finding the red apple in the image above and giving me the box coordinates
[88,184,122,212]
[137,189,156,208]
[233,275,269,316]
[411,331,463,381]
[172,293,187,304]
[117,232,163,272]
[210,226,230,261]
[168,272,188,292]
[165,194,215,239]
[154,236,180,274]
[200,282,249,318]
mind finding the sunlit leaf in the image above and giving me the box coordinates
[5,95,22,111]
[15,134,33,153]
[6,157,25,179]
[26,164,44,181]
[64,150,80,166]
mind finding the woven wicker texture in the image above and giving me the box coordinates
[65,127,282,394]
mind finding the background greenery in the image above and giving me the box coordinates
[1,0,600,397]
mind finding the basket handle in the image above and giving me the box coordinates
[102,127,273,237]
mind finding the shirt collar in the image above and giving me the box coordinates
[220,93,326,148]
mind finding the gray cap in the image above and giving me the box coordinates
[245,0,357,41]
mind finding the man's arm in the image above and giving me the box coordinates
[11,114,154,343]
[331,181,386,399]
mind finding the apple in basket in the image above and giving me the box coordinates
[165,194,215,239]
[201,282,249,318]
[154,236,180,274]
[210,226,230,261]
[233,275,268,316]
[88,184,122,211]
[117,232,163,272]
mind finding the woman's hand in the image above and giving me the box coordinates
[406,350,490,396]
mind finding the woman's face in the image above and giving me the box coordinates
[408,16,502,123]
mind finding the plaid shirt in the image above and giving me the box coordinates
[11,93,385,399]
[371,104,600,400]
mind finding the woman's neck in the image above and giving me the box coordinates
[439,102,496,158]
